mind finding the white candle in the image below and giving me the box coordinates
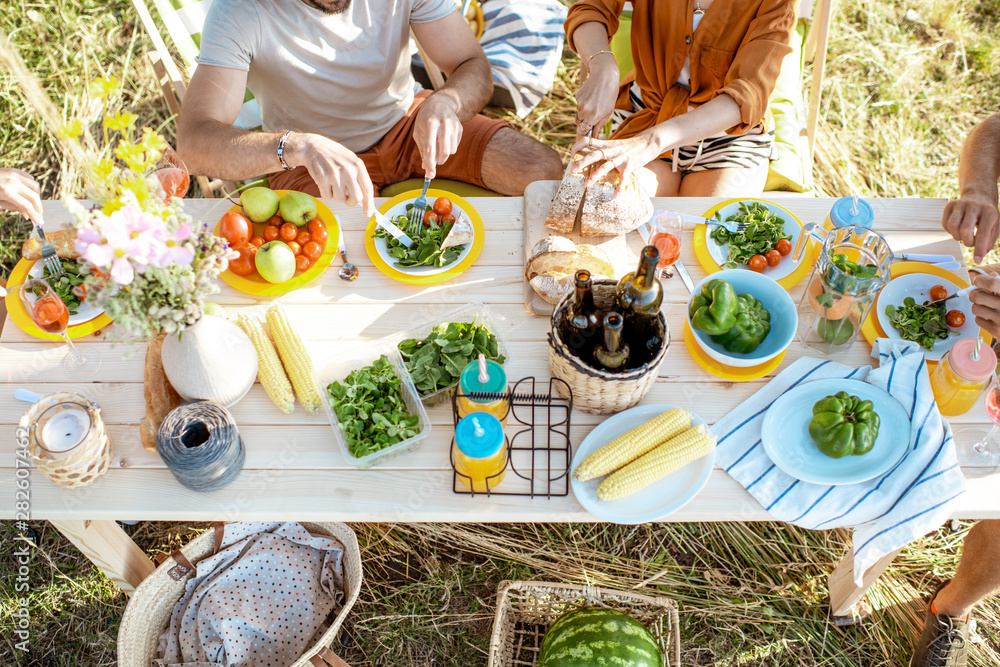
[41,408,90,453]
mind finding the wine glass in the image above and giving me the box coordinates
[958,382,1000,474]
[648,211,683,278]
[20,278,101,378]
[149,144,191,203]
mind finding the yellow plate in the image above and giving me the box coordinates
[364,189,485,285]
[6,258,114,341]
[683,321,785,381]
[861,261,992,356]
[692,197,817,289]
[215,190,340,296]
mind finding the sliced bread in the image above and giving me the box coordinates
[579,169,653,238]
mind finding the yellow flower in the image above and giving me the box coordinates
[57,120,85,140]
[90,76,120,99]
[92,158,116,183]
[104,110,138,133]
[114,140,153,173]
[138,128,169,159]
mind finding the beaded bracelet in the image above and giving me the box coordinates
[277,130,294,171]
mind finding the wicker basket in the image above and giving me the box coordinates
[118,522,362,667]
[488,580,681,667]
[17,392,112,489]
[548,280,669,414]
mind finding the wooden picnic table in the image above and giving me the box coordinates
[2,190,996,621]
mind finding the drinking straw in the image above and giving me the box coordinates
[851,192,859,216]
[478,353,489,383]
[158,401,245,492]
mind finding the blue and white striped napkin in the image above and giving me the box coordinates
[713,345,966,584]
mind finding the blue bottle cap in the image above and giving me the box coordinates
[830,197,874,230]
[460,358,507,394]
[455,413,505,459]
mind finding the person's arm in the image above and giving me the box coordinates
[0,168,42,224]
[410,11,493,178]
[177,65,374,217]
[943,112,1000,263]
[571,21,621,138]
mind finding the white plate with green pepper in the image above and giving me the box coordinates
[28,258,105,326]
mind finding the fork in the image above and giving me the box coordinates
[33,221,64,277]
[406,176,432,236]
[677,213,747,234]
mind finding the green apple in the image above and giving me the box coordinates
[203,302,227,318]
[255,241,296,283]
[240,186,281,223]
[279,190,318,226]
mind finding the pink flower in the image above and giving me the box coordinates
[160,222,194,266]
[78,207,167,285]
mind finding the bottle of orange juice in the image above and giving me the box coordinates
[456,354,509,425]
[452,413,508,493]
[931,338,997,416]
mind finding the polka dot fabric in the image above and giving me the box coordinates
[152,522,346,667]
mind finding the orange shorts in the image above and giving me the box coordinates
[268,90,511,196]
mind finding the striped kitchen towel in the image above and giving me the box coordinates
[713,346,966,585]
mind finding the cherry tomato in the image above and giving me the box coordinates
[267,215,284,227]
[929,285,948,302]
[423,210,439,227]
[249,236,265,248]
[946,310,966,328]
[263,225,280,242]
[307,219,325,235]
[295,230,311,245]
[309,225,328,243]
[432,197,453,216]
[775,238,792,256]
[302,241,323,261]
[748,255,767,273]
[765,249,781,267]
[295,254,313,272]
[228,241,257,276]
[440,212,456,226]
[279,222,298,242]
[287,241,302,256]
[219,211,253,245]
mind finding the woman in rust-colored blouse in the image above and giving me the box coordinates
[566,0,796,197]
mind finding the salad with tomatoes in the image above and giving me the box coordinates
[374,196,468,269]
[710,202,793,272]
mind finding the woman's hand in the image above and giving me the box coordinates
[0,168,43,224]
[570,132,663,196]
[574,52,620,139]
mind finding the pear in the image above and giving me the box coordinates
[279,191,318,227]
[240,186,280,224]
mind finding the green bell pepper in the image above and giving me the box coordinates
[689,279,739,336]
[808,391,881,459]
[710,293,771,354]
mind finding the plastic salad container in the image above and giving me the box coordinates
[393,302,514,407]
[314,340,431,468]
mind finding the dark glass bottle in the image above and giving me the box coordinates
[616,245,664,366]
[594,312,630,372]
[559,269,604,364]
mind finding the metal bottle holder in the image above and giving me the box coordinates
[449,377,573,497]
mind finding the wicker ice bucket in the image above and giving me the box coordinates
[488,580,681,667]
[548,279,669,414]
[17,392,112,489]
[117,522,362,667]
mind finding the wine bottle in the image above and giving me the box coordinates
[559,269,604,364]
[615,245,664,366]
[594,312,630,372]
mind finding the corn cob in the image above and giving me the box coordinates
[235,313,295,414]
[597,424,716,501]
[265,304,322,414]
[573,408,692,482]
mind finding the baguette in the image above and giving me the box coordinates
[141,334,183,452]
[21,228,80,261]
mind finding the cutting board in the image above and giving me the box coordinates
[522,180,645,316]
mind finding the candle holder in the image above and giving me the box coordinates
[17,392,113,489]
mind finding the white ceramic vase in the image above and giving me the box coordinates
[161,314,258,407]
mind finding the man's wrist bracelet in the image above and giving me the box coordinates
[277,130,294,171]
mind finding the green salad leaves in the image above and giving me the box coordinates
[884,297,956,350]
[42,259,84,315]
[710,202,791,268]
[374,212,464,268]
[399,320,505,396]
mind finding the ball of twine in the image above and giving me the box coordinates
[157,401,245,492]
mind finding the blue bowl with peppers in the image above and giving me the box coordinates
[687,269,798,368]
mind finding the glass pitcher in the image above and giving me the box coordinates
[794,224,893,355]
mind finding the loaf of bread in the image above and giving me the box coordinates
[543,172,586,234]
[21,228,80,260]
[525,236,615,281]
[580,169,653,238]
[142,334,183,452]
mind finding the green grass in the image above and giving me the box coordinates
[3,0,1000,664]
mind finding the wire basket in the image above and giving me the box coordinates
[488,580,681,667]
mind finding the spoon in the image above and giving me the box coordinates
[337,234,358,282]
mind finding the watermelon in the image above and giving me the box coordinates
[538,607,663,667]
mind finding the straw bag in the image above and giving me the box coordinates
[118,522,362,667]
[488,580,681,667]
[548,280,668,414]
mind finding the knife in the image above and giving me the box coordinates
[927,285,976,307]
[674,260,695,294]
[896,253,955,263]
[373,210,414,247]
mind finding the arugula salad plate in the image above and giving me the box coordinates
[571,404,715,524]
[761,379,911,485]
[365,189,485,285]
[875,272,977,361]
[6,257,113,341]
[692,198,816,289]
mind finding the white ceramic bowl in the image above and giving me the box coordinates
[686,269,797,368]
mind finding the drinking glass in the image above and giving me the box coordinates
[149,144,191,203]
[958,382,1000,473]
[648,211,682,277]
[20,279,101,378]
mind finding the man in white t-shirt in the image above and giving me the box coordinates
[177,0,563,216]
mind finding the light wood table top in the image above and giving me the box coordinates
[2,193,997,523]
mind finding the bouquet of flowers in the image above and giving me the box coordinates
[59,76,234,338]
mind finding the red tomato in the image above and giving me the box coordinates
[279,222,298,242]
[440,212,456,226]
[229,241,257,276]
[307,219,325,235]
[267,215,284,227]
[775,239,792,256]
[748,255,767,273]
[929,285,948,302]
[309,225,328,243]
[432,197,453,216]
[946,310,966,328]
[219,211,253,245]
[263,225,280,242]
[295,254,313,272]
[423,210,438,227]
[249,236,265,247]
[302,241,323,261]
[765,249,781,267]
[295,230,311,245]
[287,241,302,256]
